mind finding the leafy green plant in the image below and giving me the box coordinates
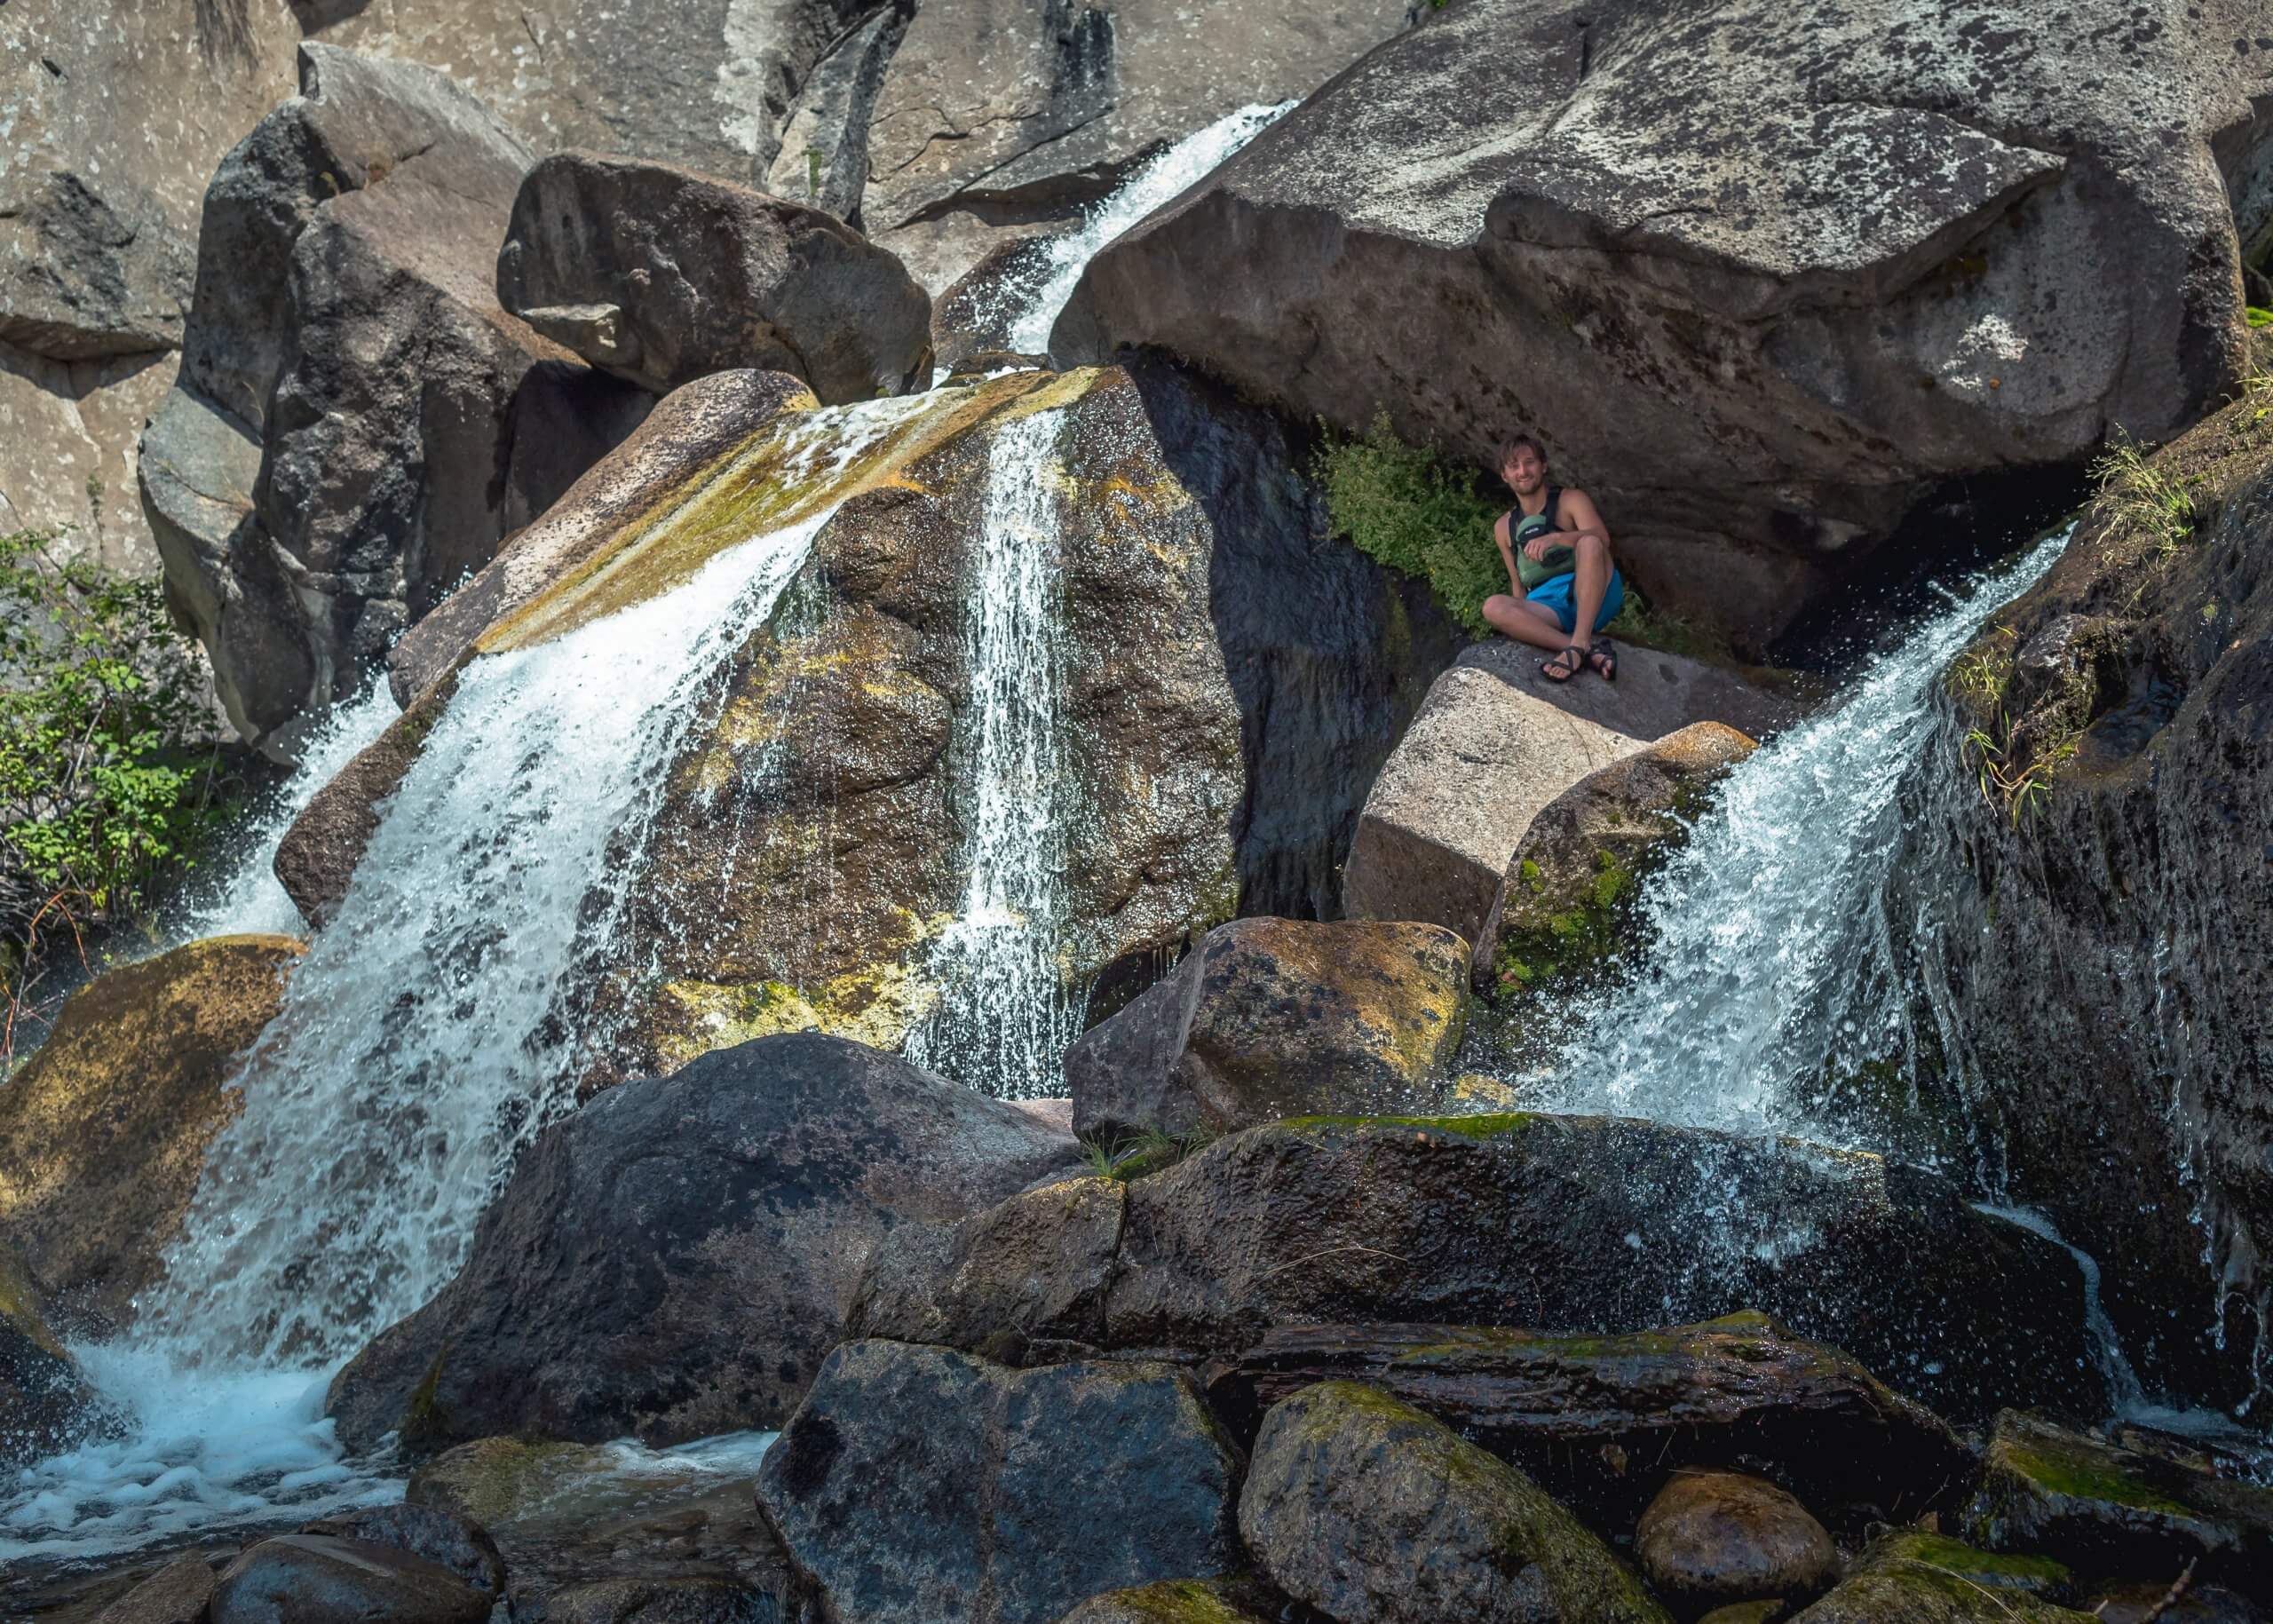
[2,527,233,1062]
[1313,413,1505,638]
[2246,306,2273,329]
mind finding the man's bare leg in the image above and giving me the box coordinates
[1483,593,1572,651]
[1570,535,1611,640]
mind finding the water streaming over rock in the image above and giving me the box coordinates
[902,408,1084,1097]
[0,399,924,1560]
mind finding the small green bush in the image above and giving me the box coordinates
[1,527,233,1055]
[1313,412,1506,638]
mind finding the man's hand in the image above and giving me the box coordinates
[1523,532,1563,562]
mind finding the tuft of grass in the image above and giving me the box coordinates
[2091,431,2200,562]
[1077,1125,1215,1182]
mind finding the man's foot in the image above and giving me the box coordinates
[1540,645,1588,684]
[1588,637,1618,682]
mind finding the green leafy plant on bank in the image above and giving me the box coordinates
[1,527,233,1065]
[1311,412,1728,660]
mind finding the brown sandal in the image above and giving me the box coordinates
[1588,637,1618,682]
[1540,645,1587,683]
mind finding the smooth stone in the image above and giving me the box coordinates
[208,1533,488,1624]
[298,1503,505,1597]
[1635,1468,1839,1607]
[87,1555,218,1624]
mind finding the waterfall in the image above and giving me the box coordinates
[0,398,923,1559]
[1513,530,2072,1142]
[902,408,1084,1097]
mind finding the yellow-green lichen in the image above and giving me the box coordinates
[650,964,942,1071]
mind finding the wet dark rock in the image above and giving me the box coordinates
[324,1033,1080,1454]
[1635,1468,1840,1610]
[1055,0,2273,650]
[1963,1412,2273,1581]
[1882,389,2273,1412]
[86,1556,220,1624]
[1208,1312,1973,1529]
[1477,721,1757,997]
[756,1340,1244,1624]
[2083,1578,2268,1624]
[495,152,933,402]
[851,1175,1124,1353]
[1067,917,1471,1143]
[538,1575,778,1624]
[932,237,1056,372]
[407,1436,792,1615]
[299,1503,505,1597]
[0,1252,103,1469]
[859,1113,2104,1422]
[209,1533,489,1624]
[0,936,303,1335]
[1788,1531,2099,1624]
[1239,1380,1668,1623]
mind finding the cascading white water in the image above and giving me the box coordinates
[1512,530,2072,1140]
[998,102,1293,359]
[903,408,1084,1097]
[1,399,924,1560]
[168,680,400,943]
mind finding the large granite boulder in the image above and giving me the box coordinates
[324,1033,1080,1454]
[1055,0,2273,649]
[0,170,189,362]
[847,1113,2104,1422]
[1206,1311,1972,1528]
[1342,644,1795,947]
[0,935,302,1333]
[1476,720,1758,995]
[1066,916,1471,1142]
[1880,388,2273,1414]
[496,152,933,401]
[145,44,647,757]
[1239,1381,1668,1624]
[756,1339,1244,1624]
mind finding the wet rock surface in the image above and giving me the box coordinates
[324,1032,1080,1454]
[1883,389,2273,1412]
[836,1112,2102,1421]
[1635,1468,1839,1610]
[1053,1578,1284,1624]
[756,1339,1244,1624]
[1208,1311,1971,1527]
[496,152,933,402]
[1788,1531,2100,1624]
[1963,1412,2273,1580]
[1055,0,2273,648]
[84,1555,222,1624]
[0,1251,102,1469]
[1239,1380,1668,1624]
[208,1533,490,1624]
[0,935,302,1334]
[1067,917,1471,1142]
[297,1504,506,1599]
[1477,720,1757,995]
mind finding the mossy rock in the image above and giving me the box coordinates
[1860,1532,2074,1603]
[1057,1576,1279,1623]
[0,934,303,1333]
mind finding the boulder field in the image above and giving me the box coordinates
[1053,0,2273,651]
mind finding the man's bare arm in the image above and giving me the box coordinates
[1493,511,1525,593]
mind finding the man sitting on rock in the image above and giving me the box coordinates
[1482,432,1622,683]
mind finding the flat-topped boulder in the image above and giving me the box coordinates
[496,152,934,402]
[1067,917,1471,1142]
[1054,0,2273,648]
[756,1340,1244,1624]
[851,1112,2103,1422]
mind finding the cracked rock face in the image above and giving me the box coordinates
[1054,0,2273,653]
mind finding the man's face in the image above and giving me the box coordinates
[1501,446,1546,495]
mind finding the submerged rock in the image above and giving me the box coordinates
[1881,387,2273,1412]
[496,152,933,401]
[1477,720,1758,995]
[1208,1311,1972,1528]
[209,1533,489,1624]
[1066,917,1471,1142]
[756,1340,1244,1624]
[0,935,301,1333]
[1239,1381,1667,1624]
[325,1033,1079,1454]
[1788,1531,2099,1624]
[1055,0,2273,648]
[1963,1411,2273,1580]
[857,1113,2103,1421]
[146,44,638,755]
[1635,1468,1840,1610]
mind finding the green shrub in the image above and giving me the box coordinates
[1,527,233,1053]
[1313,412,1506,638]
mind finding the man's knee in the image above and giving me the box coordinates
[1483,593,1517,618]
[1574,532,1610,560]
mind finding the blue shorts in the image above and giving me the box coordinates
[1528,567,1624,635]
